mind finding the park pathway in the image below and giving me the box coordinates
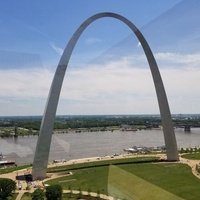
[15,189,114,200]
[15,192,25,200]
[63,190,114,200]
[179,156,200,178]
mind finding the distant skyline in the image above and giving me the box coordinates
[1,0,200,116]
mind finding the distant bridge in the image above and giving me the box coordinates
[174,124,200,132]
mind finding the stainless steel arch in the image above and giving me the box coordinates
[32,12,179,180]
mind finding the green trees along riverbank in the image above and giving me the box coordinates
[1,114,200,137]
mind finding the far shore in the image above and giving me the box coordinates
[0,125,162,138]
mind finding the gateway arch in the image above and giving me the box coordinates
[32,12,179,180]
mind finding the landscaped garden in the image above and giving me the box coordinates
[46,161,200,200]
[2,156,200,199]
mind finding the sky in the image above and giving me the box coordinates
[0,0,200,116]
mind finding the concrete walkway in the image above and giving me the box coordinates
[179,156,200,178]
[15,192,25,200]
[63,190,114,200]
[15,189,114,200]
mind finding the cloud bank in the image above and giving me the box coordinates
[0,52,200,115]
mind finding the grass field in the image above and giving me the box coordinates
[21,192,32,200]
[47,156,159,173]
[48,165,109,194]
[181,152,200,160]
[108,165,184,200]
[46,162,200,200]
[119,163,200,200]
[7,193,18,200]
[0,164,31,175]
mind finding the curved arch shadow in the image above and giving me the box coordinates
[32,12,179,180]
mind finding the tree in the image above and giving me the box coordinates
[32,188,44,200]
[45,184,63,200]
[180,148,185,153]
[0,178,16,200]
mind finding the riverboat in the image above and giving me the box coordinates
[0,153,15,166]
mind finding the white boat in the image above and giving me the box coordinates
[0,160,15,166]
[123,147,138,153]
[0,152,15,166]
[123,146,149,153]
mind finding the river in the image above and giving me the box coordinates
[0,128,200,165]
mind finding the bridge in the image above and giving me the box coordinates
[174,124,200,132]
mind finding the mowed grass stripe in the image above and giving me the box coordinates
[46,162,200,199]
[108,165,185,200]
[182,152,200,160]
[47,156,159,173]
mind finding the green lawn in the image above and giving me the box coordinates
[47,156,159,173]
[108,165,184,200]
[46,162,200,200]
[47,165,109,194]
[120,163,200,200]
[181,152,200,160]
[0,165,31,175]
[7,193,18,200]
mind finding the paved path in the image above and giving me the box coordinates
[179,156,200,178]
[63,190,114,200]
[15,189,114,200]
[15,192,25,200]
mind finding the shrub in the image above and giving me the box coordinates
[32,188,44,200]
[45,184,62,200]
[0,178,16,200]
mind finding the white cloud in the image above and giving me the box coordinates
[50,43,64,56]
[0,68,52,98]
[0,52,200,115]
[137,42,141,47]
[155,52,200,68]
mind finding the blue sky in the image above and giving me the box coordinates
[0,0,200,116]
[0,0,182,67]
